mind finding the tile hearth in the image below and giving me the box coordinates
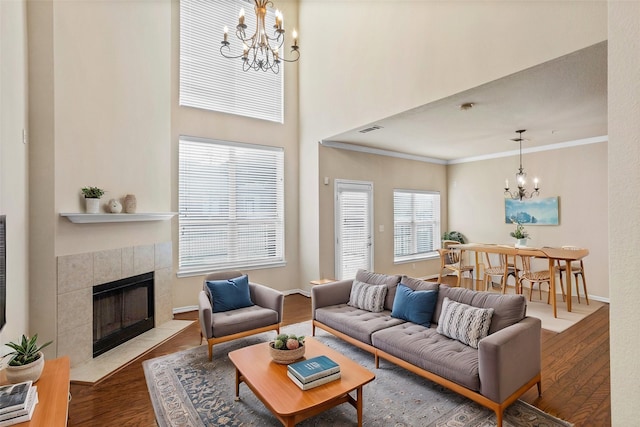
[70,319,193,384]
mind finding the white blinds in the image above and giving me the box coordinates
[336,181,372,280]
[394,190,440,262]
[178,136,285,275]
[179,0,284,123]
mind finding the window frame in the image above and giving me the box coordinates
[393,189,441,264]
[177,135,285,277]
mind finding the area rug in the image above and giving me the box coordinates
[143,322,572,427]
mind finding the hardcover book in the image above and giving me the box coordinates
[0,386,37,426]
[287,355,340,384]
[287,371,341,390]
[0,381,32,415]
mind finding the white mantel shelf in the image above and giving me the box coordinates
[60,213,177,223]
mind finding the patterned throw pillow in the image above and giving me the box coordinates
[348,280,388,313]
[436,297,494,348]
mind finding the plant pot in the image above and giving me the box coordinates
[269,342,305,364]
[5,352,45,384]
[515,238,528,248]
[85,197,101,214]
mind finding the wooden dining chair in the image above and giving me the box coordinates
[483,253,516,293]
[556,246,589,305]
[519,255,554,303]
[437,244,474,287]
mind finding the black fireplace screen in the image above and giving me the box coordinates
[93,271,154,357]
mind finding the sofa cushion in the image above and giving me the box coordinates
[206,274,254,313]
[400,276,440,292]
[356,269,402,311]
[432,285,526,334]
[211,305,278,338]
[348,280,387,313]
[437,297,494,349]
[315,304,405,345]
[391,284,438,327]
[372,323,480,391]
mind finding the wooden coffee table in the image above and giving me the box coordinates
[228,337,375,426]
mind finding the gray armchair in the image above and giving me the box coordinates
[198,270,284,360]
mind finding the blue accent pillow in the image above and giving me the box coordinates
[391,284,438,327]
[205,275,254,313]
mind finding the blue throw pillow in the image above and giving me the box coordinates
[391,284,438,327]
[205,275,254,313]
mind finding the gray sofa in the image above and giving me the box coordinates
[312,270,541,427]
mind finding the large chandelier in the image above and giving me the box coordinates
[220,0,299,73]
[504,130,540,201]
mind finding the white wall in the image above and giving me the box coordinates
[299,0,607,285]
[0,0,29,349]
[609,1,640,423]
[448,141,609,299]
[27,0,172,355]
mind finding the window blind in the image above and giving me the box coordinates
[178,136,285,275]
[179,0,284,123]
[393,190,440,262]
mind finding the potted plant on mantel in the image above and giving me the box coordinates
[81,186,105,214]
[4,334,52,384]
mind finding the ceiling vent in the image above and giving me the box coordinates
[359,125,384,134]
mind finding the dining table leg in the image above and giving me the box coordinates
[548,258,557,318]
[565,259,573,312]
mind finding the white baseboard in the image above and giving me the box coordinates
[173,305,198,314]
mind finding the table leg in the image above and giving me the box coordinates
[356,386,363,427]
[548,258,557,318]
[235,367,240,398]
[565,259,573,312]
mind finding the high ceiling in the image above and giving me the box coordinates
[324,42,607,162]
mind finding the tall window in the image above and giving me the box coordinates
[178,136,285,276]
[394,190,441,263]
[179,0,283,123]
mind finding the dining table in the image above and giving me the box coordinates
[454,243,589,318]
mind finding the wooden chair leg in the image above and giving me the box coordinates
[558,270,567,302]
[578,271,589,305]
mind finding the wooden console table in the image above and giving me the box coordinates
[1,356,70,426]
[455,243,589,318]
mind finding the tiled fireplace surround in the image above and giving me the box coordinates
[56,242,173,368]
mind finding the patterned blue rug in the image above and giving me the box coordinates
[143,322,572,427]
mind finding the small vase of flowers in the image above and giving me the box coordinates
[510,221,530,247]
[269,334,305,364]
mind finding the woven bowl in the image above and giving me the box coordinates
[269,342,305,364]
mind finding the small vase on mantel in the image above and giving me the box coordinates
[124,194,137,213]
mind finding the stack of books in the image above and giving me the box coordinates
[287,355,340,390]
[0,381,38,426]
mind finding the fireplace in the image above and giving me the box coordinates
[93,271,155,357]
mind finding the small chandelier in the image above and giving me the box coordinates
[504,129,540,201]
[220,0,299,73]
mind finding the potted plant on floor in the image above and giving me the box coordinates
[81,186,105,214]
[4,334,53,383]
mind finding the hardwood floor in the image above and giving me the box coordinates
[68,292,610,426]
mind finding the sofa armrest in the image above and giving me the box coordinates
[198,290,213,339]
[478,316,541,402]
[311,279,353,319]
[249,282,285,323]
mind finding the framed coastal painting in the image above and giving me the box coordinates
[504,197,559,225]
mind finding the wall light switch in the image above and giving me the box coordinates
[324,177,330,185]
[379,225,384,232]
